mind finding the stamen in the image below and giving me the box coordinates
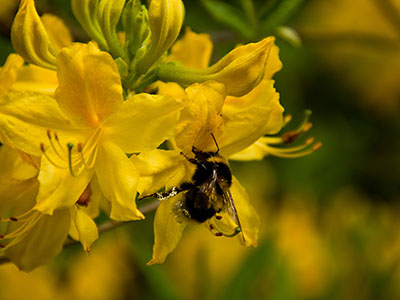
[215,215,222,220]
[40,143,65,169]
[223,227,242,238]
[47,130,62,160]
[53,132,66,154]
[283,114,292,125]
[215,232,223,237]
[1,212,42,249]
[68,143,79,177]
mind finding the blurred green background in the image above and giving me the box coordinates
[1,0,400,299]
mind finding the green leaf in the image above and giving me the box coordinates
[201,0,253,39]
[261,0,305,35]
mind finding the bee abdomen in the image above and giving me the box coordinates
[184,188,216,223]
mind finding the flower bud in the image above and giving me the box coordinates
[11,0,59,69]
[158,37,279,97]
[136,0,184,74]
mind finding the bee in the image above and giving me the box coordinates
[145,134,243,238]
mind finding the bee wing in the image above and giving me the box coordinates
[198,169,219,201]
[218,180,243,233]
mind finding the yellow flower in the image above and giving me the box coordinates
[0,42,182,221]
[1,9,72,96]
[157,28,281,96]
[133,76,283,264]
[0,53,59,97]
[136,0,185,74]
[11,0,69,69]
[0,145,70,271]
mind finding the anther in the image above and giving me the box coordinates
[306,137,315,145]
[40,143,46,152]
[303,122,312,132]
[313,142,322,151]
[0,244,5,248]
[284,115,292,125]
[215,215,222,220]
[10,217,18,222]
[46,129,52,139]
[209,224,214,230]
[215,232,223,237]
[77,142,83,152]
[0,234,4,239]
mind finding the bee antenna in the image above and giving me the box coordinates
[210,133,220,154]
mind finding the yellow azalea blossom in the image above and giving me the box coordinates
[0,42,182,221]
[1,11,73,96]
[158,29,279,97]
[165,29,320,161]
[0,53,59,96]
[133,77,284,264]
[0,146,66,271]
[136,0,185,74]
[11,0,60,69]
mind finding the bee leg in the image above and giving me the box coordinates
[180,151,198,165]
[139,186,183,201]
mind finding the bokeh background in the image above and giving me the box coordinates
[1,0,400,299]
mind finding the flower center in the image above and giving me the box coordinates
[40,128,103,176]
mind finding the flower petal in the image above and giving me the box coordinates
[55,42,123,127]
[219,79,284,157]
[69,206,99,253]
[4,208,70,271]
[95,140,143,221]
[131,149,193,196]
[11,0,58,69]
[230,177,260,247]
[105,93,182,153]
[12,64,58,95]
[168,28,213,69]
[0,54,24,96]
[147,194,187,265]
[41,14,73,51]
[0,91,82,156]
[35,154,94,214]
[174,81,226,152]
[207,37,275,96]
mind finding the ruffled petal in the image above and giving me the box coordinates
[131,149,193,196]
[69,206,99,253]
[207,37,275,96]
[105,93,182,153]
[0,54,24,96]
[55,42,123,127]
[4,208,70,271]
[12,64,58,95]
[0,145,38,184]
[41,14,73,51]
[174,81,226,152]
[230,177,260,247]
[35,155,94,214]
[168,28,213,69]
[95,140,143,221]
[147,194,187,265]
[0,91,81,156]
[219,79,284,157]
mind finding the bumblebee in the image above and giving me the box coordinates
[146,135,243,237]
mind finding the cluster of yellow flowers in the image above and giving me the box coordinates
[0,0,319,271]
